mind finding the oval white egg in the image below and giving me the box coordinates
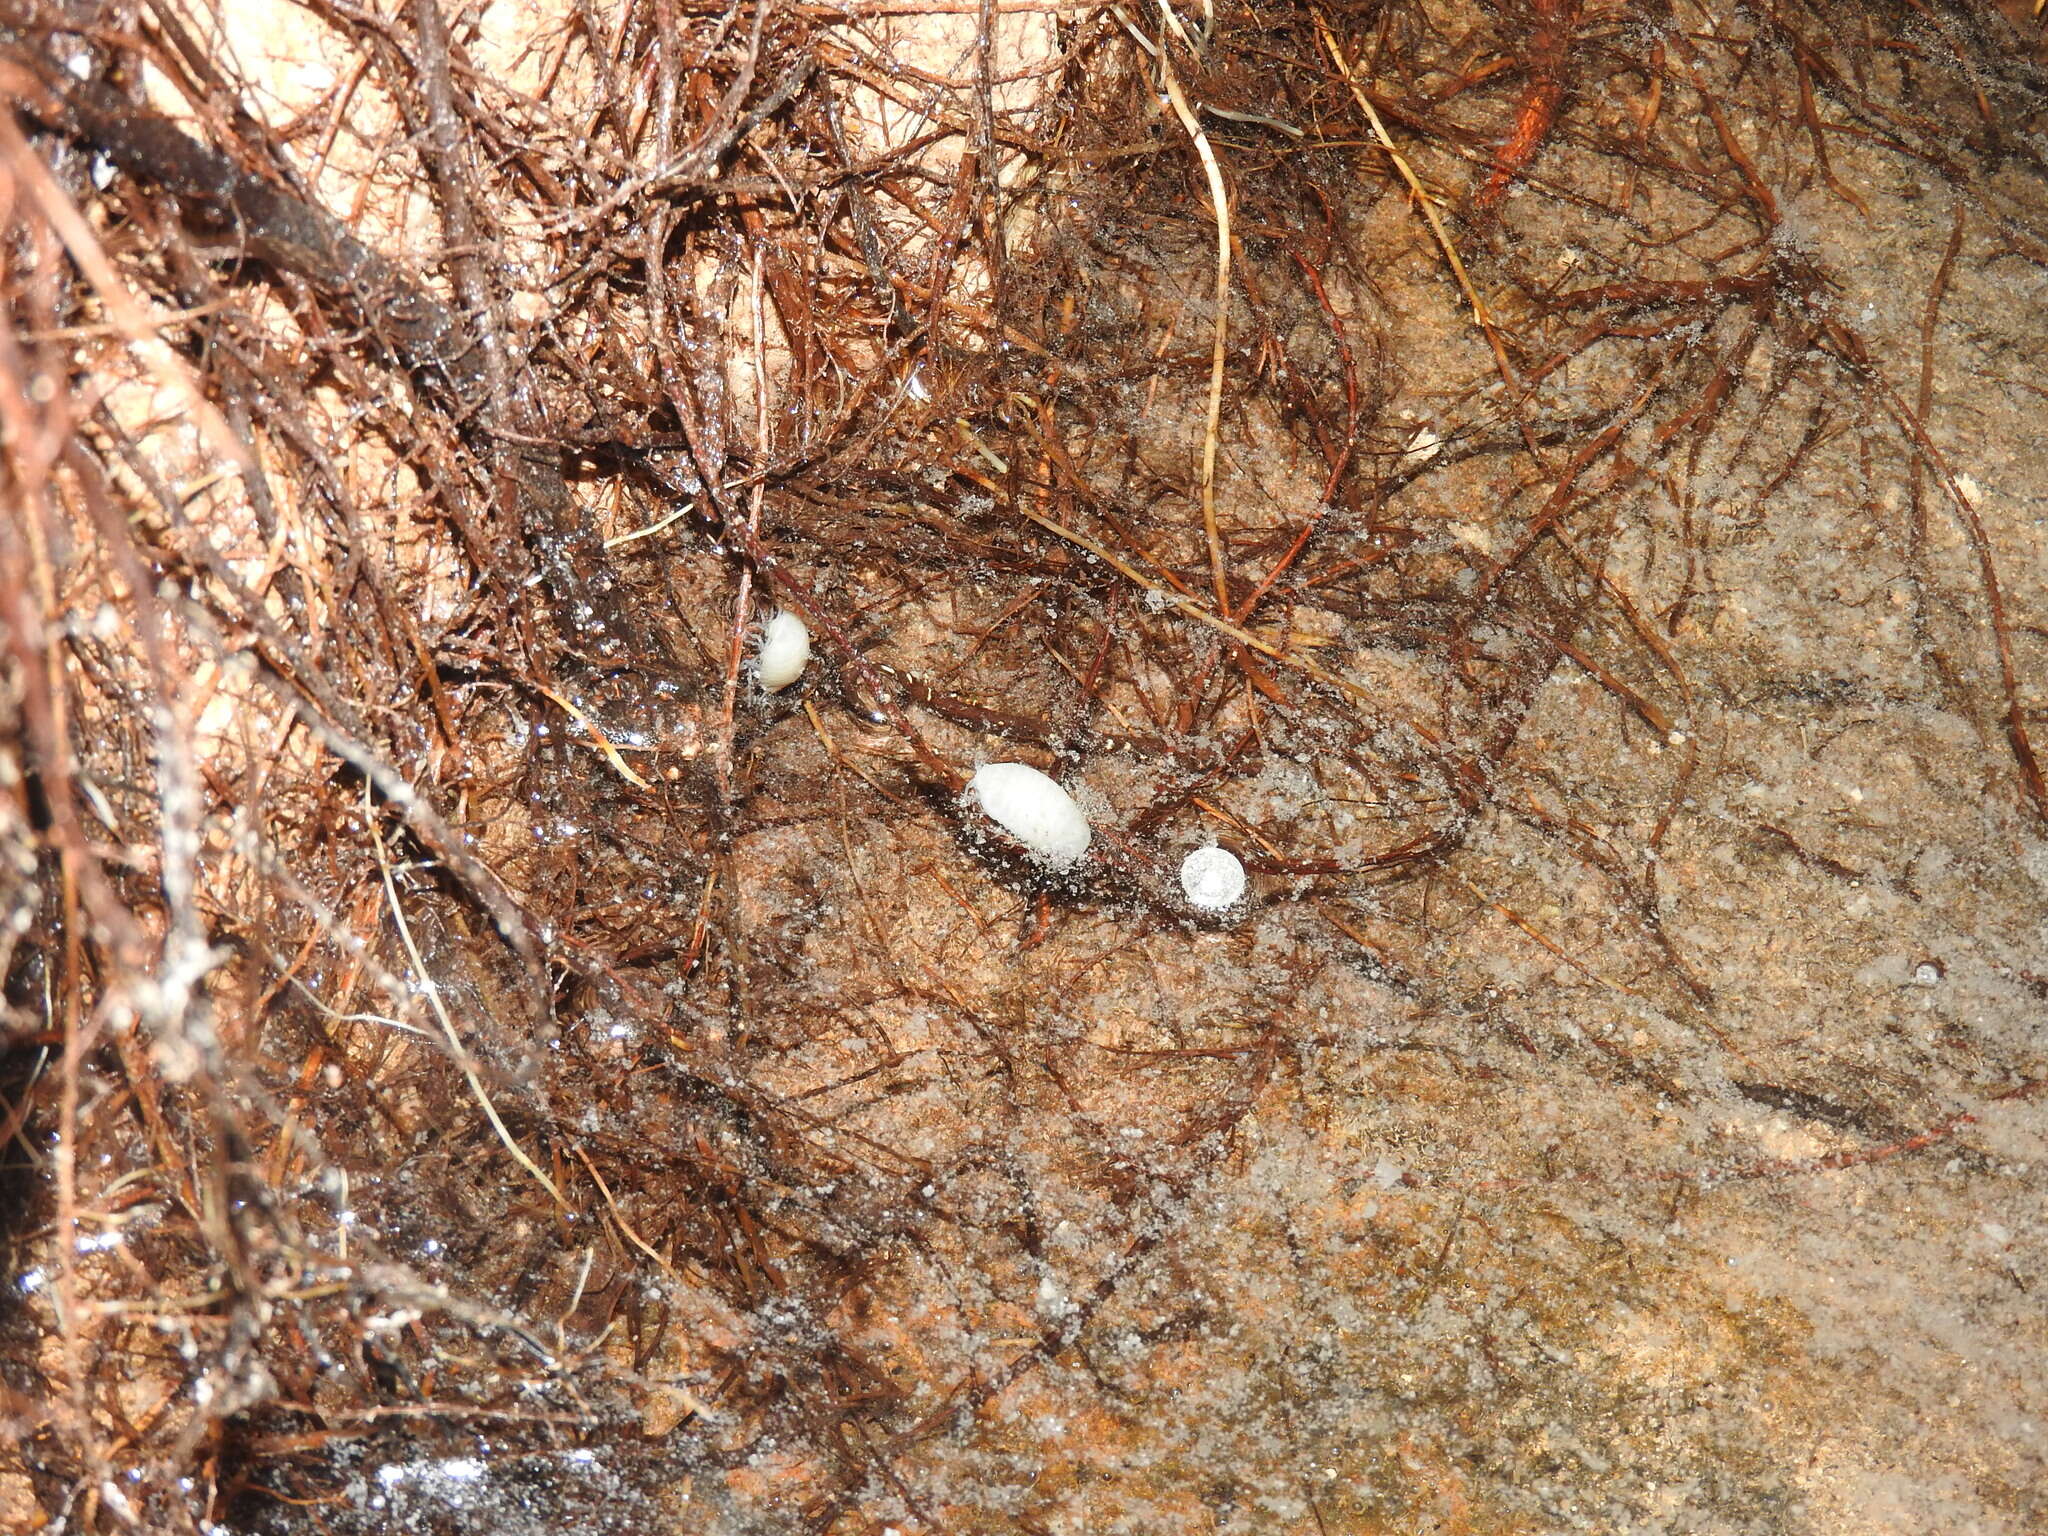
[754,609,810,692]
[966,763,1092,868]
[1179,845,1245,911]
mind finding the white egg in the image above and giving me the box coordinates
[966,762,1092,868]
[1179,845,1245,911]
[754,608,810,692]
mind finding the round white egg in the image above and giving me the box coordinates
[1179,845,1245,911]
[966,762,1092,868]
[754,608,810,692]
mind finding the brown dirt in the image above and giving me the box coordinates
[2,2,2045,1532]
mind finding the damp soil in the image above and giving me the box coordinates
[2,2,2046,1533]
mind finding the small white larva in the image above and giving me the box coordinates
[754,609,810,692]
[966,762,1092,868]
[1179,845,1246,912]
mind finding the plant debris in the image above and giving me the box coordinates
[2,0,2046,1530]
